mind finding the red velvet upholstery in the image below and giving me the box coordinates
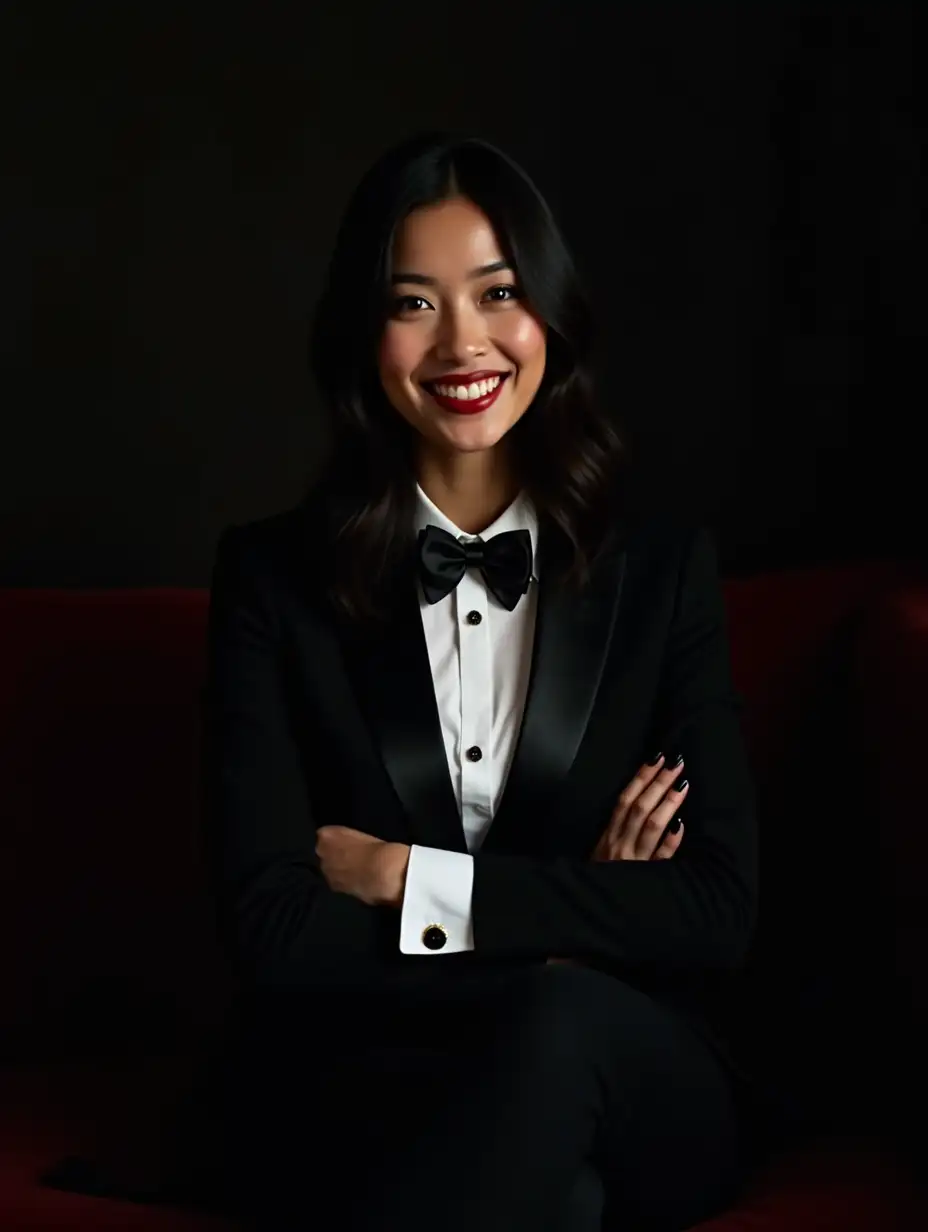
[1,560,926,1228]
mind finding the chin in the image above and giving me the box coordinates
[431,418,512,454]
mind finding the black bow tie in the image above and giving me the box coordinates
[417,524,533,611]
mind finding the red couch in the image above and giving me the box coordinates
[2,557,927,1229]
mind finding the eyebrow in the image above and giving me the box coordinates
[389,259,512,287]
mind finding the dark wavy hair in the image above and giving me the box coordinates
[308,130,627,624]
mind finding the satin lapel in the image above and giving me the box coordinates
[334,557,468,855]
[480,523,628,856]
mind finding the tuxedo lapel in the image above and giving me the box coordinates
[335,549,469,854]
[480,522,627,855]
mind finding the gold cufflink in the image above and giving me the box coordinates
[421,923,448,950]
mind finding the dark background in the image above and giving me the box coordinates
[4,1,924,586]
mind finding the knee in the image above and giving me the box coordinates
[509,959,635,1012]
[488,963,634,1065]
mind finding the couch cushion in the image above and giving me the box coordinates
[1,1054,236,1229]
[718,564,927,1128]
[851,584,928,1169]
[722,559,918,777]
[0,587,234,1057]
[853,585,928,994]
[694,1134,926,1229]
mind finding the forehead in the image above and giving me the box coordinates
[391,198,504,276]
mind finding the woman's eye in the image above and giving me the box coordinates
[391,294,431,314]
[484,284,522,303]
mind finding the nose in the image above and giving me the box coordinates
[433,301,488,364]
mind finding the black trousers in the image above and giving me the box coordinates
[221,962,754,1231]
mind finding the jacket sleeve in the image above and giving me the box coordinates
[201,524,393,989]
[469,525,759,972]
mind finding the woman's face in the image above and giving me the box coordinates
[378,196,547,458]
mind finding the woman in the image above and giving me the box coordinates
[204,131,763,1232]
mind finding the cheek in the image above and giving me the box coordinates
[504,312,547,373]
[379,326,423,386]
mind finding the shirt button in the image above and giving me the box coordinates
[466,745,483,762]
[466,610,482,625]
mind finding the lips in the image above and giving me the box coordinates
[421,371,511,415]
[424,369,508,387]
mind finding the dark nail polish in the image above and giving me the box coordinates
[669,815,682,834]
[646,750,663,765]
[668,752,684,769]
[675,778,689,792]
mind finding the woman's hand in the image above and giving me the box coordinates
[591,752,688,862]
[547,753,687,965]
[315,826,410,908]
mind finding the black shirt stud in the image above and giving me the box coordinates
[422,923,448,950]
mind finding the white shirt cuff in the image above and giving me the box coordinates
[399,844,475,954]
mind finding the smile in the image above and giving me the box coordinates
[421,372,511,415]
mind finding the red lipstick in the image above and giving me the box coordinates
[427,369,506,385]
[422,371,510,416]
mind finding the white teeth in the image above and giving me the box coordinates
[431,374,503,400]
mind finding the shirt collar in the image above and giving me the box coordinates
[413,482,540,583]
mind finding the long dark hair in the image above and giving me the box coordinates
[308,130,627,624]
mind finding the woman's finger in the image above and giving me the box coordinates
[632,773,689,859]
[600,755,667,852]
[619,759,687,858]
[652,818,684,860]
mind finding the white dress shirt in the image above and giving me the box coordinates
[398,482,540,955]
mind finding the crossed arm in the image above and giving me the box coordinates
[204,523,757,988]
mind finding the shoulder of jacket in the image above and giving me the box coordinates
[624,509,706,560]
[213,498,322,583]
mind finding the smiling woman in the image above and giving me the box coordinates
[208,130,761,1232]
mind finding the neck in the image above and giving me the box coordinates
[417,444,520,535]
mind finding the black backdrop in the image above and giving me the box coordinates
[4,2,924,585]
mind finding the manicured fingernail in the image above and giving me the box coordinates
[647,751,663,765]
[669,816,682,834]
[668,752,684,769]
[675,778,689,792]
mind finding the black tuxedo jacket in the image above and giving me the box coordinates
[202,486,760,1090]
